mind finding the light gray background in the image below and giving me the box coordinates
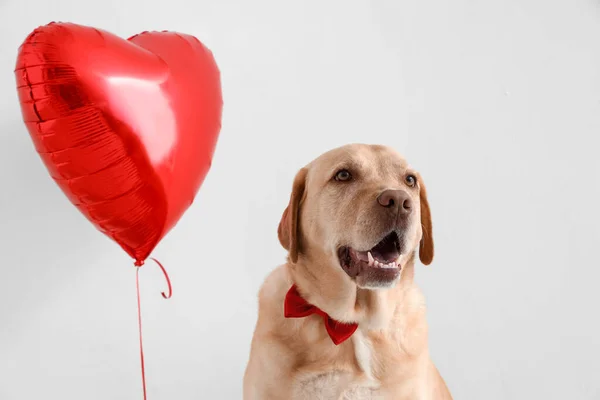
[1,0,599,399]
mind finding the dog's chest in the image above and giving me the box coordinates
[292,373,382,400]
[292,331,383,400]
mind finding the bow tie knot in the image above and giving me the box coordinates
[283,285,358,345]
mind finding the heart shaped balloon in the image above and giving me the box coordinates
[15,22,223,264]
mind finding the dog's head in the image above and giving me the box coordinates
[278,144,433,289]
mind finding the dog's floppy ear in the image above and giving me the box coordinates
[417,174,434,265]
[278,168,308,263]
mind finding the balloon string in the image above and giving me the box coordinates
[135,267,147,400]
[150,257,173,299]
[135,257,173,400]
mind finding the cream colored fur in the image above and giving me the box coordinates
[244,144,452,400]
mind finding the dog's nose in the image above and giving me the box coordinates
[377,189,411,214]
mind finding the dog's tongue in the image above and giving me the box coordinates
[371,248,400,263]
[350,241,400,264]
[350,249,399,264]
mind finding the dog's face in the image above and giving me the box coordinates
[278,144,433,289]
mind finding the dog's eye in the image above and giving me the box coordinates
[334,169,352,182]
[405,174,417,187]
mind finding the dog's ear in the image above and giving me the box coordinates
[417,174,434,265]
[278,168,308,263]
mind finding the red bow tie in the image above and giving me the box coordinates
[284,285,358,345]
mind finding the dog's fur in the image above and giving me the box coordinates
[244,144,452,399]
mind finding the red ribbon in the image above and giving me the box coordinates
[134,257,172,400]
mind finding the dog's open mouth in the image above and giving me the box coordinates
[337,231,402,285]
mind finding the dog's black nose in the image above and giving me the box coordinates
[377,189,411,214]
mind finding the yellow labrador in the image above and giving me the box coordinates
[244,144,452,400]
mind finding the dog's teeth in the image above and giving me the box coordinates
[368,252,374,266]
[368,257,401,269]
[380,262,397,269]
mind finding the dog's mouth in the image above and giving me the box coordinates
[337,231,402,286]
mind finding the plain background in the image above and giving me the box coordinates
[1,0,599,399]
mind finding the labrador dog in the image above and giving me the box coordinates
[244,144,452,400]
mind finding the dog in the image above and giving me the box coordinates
[243,144,452,399]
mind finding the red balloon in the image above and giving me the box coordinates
[14,22,223,264]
